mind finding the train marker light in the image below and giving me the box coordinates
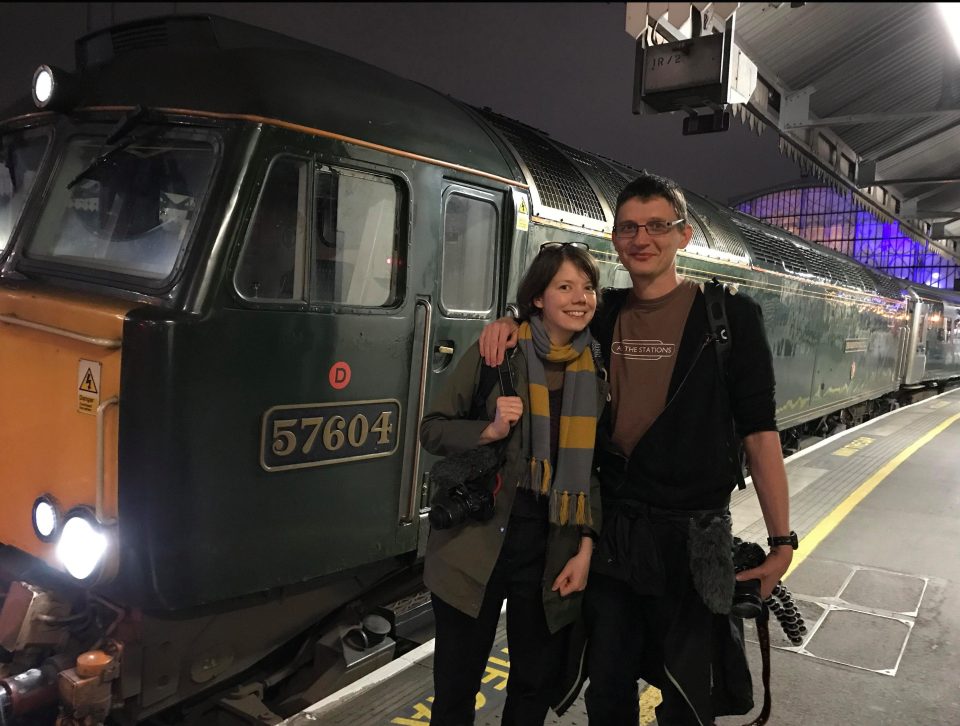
[32,66,54,106]
[56,510,108,581]
[32,495,60,541]
[31,64,79,111]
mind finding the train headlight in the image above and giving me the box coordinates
[32,66,54,107]
[56,509,108,581]
[31,64,79,111]
[32,495,61,542]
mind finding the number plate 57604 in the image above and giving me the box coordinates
[260,399,401,472]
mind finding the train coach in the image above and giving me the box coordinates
[0,13,957,725]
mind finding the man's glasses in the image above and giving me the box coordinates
[612,219,686,239]
[539,241,591,252]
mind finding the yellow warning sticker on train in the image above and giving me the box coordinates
[77,360,101,415]
[832,436,875,457]
[515,192,530,232]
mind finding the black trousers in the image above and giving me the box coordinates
[584,572,706,726]
[430,516,567,726]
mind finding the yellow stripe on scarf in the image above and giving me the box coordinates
[528,382,550,415]
[558,416,599,449]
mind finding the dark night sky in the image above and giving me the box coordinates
[0,1,804,205]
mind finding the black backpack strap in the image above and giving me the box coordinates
[471,352,517,418]
[703,278,747,492]
[703,277,732,375]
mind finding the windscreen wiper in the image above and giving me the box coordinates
[66,105,156,190]
[1,137,17,192]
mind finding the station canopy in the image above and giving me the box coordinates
[635,2,960,268]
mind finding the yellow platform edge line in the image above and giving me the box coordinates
[785,409,960,579]
[639,408,960,725]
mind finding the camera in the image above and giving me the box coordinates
[429,481,496,530]
[731,537,766,619]
[427,447,501,530]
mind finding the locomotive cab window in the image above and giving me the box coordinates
[236,161,400,307]
[441,191,498,313]
[0,127,50,256]
[236,156,310,302]
[22,127,218,282]
[313,166,399,307]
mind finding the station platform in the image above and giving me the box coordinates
[282,388,960,725]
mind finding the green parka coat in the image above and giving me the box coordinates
[419,341,607,634]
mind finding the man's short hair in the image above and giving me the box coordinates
[616,171,688,222]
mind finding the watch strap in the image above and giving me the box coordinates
[767,531,798,549]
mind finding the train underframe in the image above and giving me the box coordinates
[0,549,431,726]
[779,377,960,456]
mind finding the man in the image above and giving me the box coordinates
[478,172,793,725]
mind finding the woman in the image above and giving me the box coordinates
[420,242,607,726]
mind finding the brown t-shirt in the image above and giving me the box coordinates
[610,279,698,456]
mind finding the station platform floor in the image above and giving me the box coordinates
[281,387,960,726]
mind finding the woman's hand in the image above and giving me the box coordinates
[551,537,593,597]
[480,396,523,443]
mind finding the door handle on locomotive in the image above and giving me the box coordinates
[435,343,454,355]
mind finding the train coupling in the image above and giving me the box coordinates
[55,642,121,725]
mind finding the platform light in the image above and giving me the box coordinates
[31,495,60,541]
[56,509,108,581]
[940,3,960,57]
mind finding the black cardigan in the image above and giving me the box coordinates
[592,285,777,510]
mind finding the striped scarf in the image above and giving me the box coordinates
[518,316,597,526]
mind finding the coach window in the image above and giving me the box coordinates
[441,193,497,313]
[312,166,398,306]
[236,156,309,302]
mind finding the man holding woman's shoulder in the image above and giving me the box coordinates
[479,172,793,726]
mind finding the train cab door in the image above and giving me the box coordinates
[401,181,516,549]
[122,150,441,607]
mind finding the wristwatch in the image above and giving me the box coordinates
[767,531,799,550]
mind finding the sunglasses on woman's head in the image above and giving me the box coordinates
[539,241,591,252]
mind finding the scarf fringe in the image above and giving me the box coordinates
[544,488,590,526]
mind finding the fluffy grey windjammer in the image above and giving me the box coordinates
[687,513,735,614]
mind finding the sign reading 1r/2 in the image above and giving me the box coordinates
[650,53,684,69]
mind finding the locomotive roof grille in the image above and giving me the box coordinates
[684,211,717,257]
[797,245,842,286]
[871,271,908,300]
[687,198,750,260]
[732,219,811,278]
[481,111,605,222]
[111,23,172,56]
[554,142,630,216]
[75,15,314,70]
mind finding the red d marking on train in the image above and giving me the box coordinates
[329,362,352,390]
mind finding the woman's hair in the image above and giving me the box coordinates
[515,243,600,321]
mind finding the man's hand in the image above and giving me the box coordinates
[480,396,523,443]
[552,537,593,597]
[735,547,793,600]
[478,317,520,367]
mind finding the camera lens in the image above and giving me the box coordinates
[428,491,472,530]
